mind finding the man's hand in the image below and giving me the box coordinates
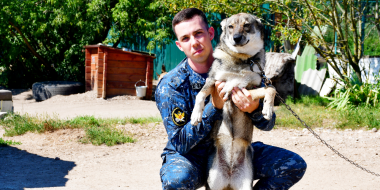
[211,80,225,109]
[212,81,260,113]
[232,87,260,113]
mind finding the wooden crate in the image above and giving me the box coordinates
[84,45,155,99]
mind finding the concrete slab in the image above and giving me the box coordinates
[0,100,13,112]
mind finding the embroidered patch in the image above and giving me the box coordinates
[172,107,187,126]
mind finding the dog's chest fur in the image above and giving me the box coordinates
[210,48,262,90]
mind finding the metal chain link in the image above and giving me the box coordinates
[276,93,380,177]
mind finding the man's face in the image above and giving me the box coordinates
[174,16,215,65]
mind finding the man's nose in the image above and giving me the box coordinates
[190,36,200,47]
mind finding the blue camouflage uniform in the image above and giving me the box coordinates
[155,58,307,190]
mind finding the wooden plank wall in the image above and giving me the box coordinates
[145,57,154,100]
[97,47,104,98]
[85,49,91,91]
[105,50,148,97]
[85,48,98,92]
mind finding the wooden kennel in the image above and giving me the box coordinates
[84,45,155,99]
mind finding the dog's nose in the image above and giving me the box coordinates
[233,34,243,43]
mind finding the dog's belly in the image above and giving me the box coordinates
[207,102,254,190]
[208,133,253,190]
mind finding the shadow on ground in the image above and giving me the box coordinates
[0,146,76,190]
[10,89,30,96]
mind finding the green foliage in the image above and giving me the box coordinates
[158,0,267,16]
[324,24,380,56]
[0,0,115,88]
[81,127,135,146]
[336,107,380,130]
[0,113,160,146]
[326,83,380,110]
[105,0,172,50]
[272,0,380,85]
[270,24,302,52]
[325,73,380,110]
[285,95,330,107]
[0,0,167,88]
[126,116,162,124]
[0,137,21,146]
[277,96,329,129]
[277,95,380,130]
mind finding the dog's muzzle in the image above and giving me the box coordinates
[233,34,250,46]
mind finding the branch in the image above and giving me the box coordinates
[376,0,380,37]
[8,21,49,67]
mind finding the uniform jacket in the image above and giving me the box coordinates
[155,58,276,168]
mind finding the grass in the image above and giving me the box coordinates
[276,95,380,130]
[0,113,162,146]
[0,137,21,146]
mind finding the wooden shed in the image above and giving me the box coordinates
[84,45,155,99]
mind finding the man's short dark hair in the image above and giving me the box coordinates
[172,8,209,36]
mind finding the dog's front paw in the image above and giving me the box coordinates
[262,101,273,120]
[221,89,231,101]
[191,103,204,125]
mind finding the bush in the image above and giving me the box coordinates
[326,74,380,110]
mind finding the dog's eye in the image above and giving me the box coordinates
[228,25,233,29]
[244,24,250,28]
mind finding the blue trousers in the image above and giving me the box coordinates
[160,142,307,190]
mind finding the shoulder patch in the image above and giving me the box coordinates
[172,107,187,126]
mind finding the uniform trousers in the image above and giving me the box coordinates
[160,141,307,190]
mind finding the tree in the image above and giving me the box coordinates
[0,0,172,88]
[156,0,269,27]
[270,0,380,85]
[155,0,380,85]
[0,0,117,88]
[103,0,172,50]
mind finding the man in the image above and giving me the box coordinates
[155,8,306,190]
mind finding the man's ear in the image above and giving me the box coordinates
[220,18,227,31]
[208,26,215,41]
[175,41,183,51]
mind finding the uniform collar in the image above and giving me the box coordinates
[185,59,207,91]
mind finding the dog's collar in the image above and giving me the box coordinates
[248,53,272,87]
[247,53,263,74]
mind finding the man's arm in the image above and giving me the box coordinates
[155,83,222,155]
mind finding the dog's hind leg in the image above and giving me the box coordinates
[191,79,216,125]
[230,145,254,190]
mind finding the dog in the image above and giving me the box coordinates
[156,65,167,82]
[190,13,276,190]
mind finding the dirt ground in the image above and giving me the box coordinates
[1,90,380,190]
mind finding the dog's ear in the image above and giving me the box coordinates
[255,17,264,36]
[161,64,166,73]
[220,18,227,31]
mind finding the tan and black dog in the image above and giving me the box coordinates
[190,13,276,190]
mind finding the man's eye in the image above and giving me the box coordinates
[182,37,189,41]
[228,25,233,29]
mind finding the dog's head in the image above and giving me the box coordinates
[220,13,264,57]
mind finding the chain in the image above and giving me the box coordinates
[276,93,380,177]
[249,58,380,177]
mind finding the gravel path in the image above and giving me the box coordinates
[1,90,379,190]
